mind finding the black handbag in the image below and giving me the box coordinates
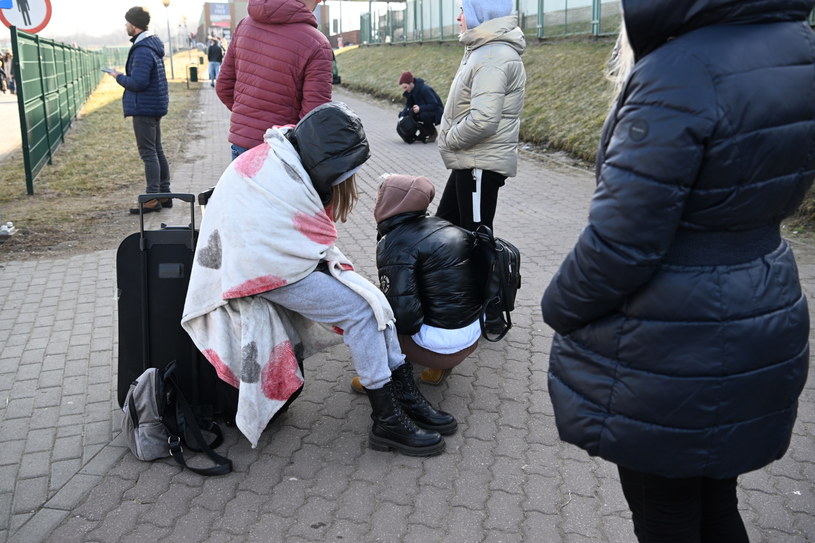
[396,114,422,144]
[473,225,522,342]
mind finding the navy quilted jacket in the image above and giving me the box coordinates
[541,0,815,479]
[117,33,169,118]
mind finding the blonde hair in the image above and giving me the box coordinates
[331,174,359,223]
[607,21,635,102]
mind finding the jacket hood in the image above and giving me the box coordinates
[460,15,525,55]
[287,102,370,204]
[374,175,434,224]
[133,32,166,58]
[248,0,318,27]
[622,0,815,60]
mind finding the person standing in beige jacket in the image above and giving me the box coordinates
[436,0,526,232]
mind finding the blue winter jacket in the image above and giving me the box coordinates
[541,0,815,479]
[116,32,169,118]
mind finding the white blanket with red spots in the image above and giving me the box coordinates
[181,127,393,447]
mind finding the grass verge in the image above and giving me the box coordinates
[336,36,616,163]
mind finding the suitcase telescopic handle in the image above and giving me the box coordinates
[137,193,195,204]
[137,193,197,250]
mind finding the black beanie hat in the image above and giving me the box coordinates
[125,7,150,30]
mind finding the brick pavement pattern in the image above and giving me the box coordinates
[1,86,814,543]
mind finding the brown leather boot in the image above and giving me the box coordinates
[350,376,366,395]
[419,367,451,385]
[130,198,162,214]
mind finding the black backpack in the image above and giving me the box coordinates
[121,361,233,475]
[473,225,522,342]
[397,114,422,144]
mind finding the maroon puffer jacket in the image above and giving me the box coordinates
[216,0,333,149]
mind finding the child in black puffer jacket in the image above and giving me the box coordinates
[352,174,483,390]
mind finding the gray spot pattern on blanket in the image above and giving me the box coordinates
[197,230,222,269]
[241,341,261,383]
[282,160,304,183]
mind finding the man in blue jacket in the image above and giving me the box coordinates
[107,6,171,214]
[398,71,443,143]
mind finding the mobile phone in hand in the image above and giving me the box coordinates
[101,67,115,74]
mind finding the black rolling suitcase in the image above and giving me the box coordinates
[116,193,238,423]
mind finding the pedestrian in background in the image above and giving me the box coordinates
[0,57,7,93]
[436,0,526,232]
[398,71,443,143]
[541,0,815,541]
[2,51,15,94]
[107,6,171,215]
[206,37,224,88]
[216,0,333,160]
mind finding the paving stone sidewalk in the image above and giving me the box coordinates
[0,85,813,543]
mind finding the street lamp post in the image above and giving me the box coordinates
[162,0,175,80]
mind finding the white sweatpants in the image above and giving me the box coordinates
[259,270,405,390]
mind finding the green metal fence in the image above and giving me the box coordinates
[360,0,621,44]
[361,1,814,44]
[100,46,132,71]
[10,27,108,195]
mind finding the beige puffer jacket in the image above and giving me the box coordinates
[438,16,526,178]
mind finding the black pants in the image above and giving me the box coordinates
[435,169,506,231]
[417,121,436,141]
[618,466,749,543]
[132,116,170,194]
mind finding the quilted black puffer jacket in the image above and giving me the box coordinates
[541,0,815,479]
[377,213,482,335]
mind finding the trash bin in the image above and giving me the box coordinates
[188,64,198,82]
[199,55,205,65]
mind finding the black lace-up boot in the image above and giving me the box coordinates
[366,382,445,457]
[391,362,458,435]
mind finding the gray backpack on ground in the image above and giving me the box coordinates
[121,361,232,475]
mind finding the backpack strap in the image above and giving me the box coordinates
[162,364,232,476]
[475,225,512,342]
[167,385,232,476]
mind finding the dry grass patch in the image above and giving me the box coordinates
[338,37,815,232]
[0,74,199,261]
[336,36,616,163]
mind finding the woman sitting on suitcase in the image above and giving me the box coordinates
[182,102,455,457]
[350,174,482,391]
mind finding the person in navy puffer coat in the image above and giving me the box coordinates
[108,6,170,215]
[541,0,815,540]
